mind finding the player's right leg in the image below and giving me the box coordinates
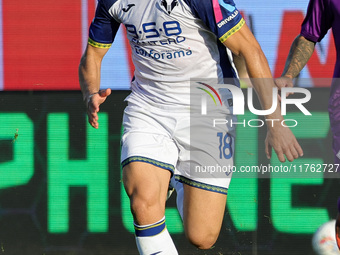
[120,101,180,255]
[123,161,171,225]
[123,161,178,255]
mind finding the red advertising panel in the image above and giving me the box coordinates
[0,1,337,90]
[2,0,94,90]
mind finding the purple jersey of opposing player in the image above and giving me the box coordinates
[301,0,340,78]
[301,0,340,163]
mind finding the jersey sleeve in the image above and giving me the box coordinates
[183,0,245,43]
[300,0,333,43]
[88,0,120,48]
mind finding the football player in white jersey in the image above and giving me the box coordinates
[79,0,303,254]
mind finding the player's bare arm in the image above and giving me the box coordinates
[79,44,111,129]
[282,35,316,79]
[223,23,303,162]
[275,35,316,91]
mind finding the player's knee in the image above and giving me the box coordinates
[186,231,218,250]
[129,191,164,219]
[130,193,156,213]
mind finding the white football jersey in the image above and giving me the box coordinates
[89,0,244,106]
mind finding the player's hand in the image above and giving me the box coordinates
[85,88,111,129]
[265,124,303,162]
[274,76,294,101]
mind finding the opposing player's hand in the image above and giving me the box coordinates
[265,124,303,162]
[274,76,294,101]
[85,88,111,129]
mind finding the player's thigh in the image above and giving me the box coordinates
[123,161,171,199]
[183,184,227,248]
[123,161,172,224]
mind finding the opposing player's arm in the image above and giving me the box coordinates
[79,43,111,129]
[274,35,315,94]
[281,35,315,78]
[222,23,303,162]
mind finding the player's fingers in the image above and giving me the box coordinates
[294,140,304,157]
[274,78,284,88]
[286,91,294,98]
[283,78,294,97]
[277,153,286,163]
[87,109,98,123]
[94,89,111,108]
[87,102,100,129]
[88,100,99,115]
[274,77,294,89]
[277,92,294,102]
[285,140,303,162]
[274,147,286,163]
[277,93,282,102]
[90,112,98,122]
[87,114,98,129]
[283,79,294,88]
[91,121,99,129]
[90,97,101,113]
[99,88,111,98]
[287,79,294,88]
[285,140,301,160]
[89,119,98,129]
[106,88,112,96]
[265,139,272,160]
[285,146,298,162]
[89,114,99,128]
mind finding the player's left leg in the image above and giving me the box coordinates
[181,183,227,249]
[336,197,340,250]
